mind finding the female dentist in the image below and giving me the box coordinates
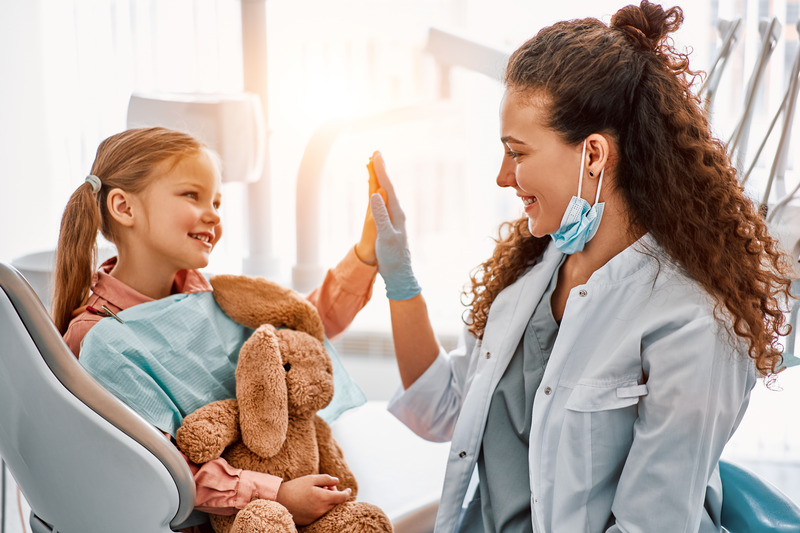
[368,2,794,532]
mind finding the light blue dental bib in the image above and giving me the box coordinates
[79,292,365,437]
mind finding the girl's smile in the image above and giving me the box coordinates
[107,148,223,299]
[189,231,216,248]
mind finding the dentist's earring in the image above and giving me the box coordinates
[589,171,594,177]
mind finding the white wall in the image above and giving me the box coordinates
[0,0,723,266]
[0,2,61,263]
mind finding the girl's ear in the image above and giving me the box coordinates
[106,188,135,227]
[585,133,611,177]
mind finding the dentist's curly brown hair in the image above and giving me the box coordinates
[462,1,794,377]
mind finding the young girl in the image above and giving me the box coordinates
[52,127,383,528]
[369,2,794,532]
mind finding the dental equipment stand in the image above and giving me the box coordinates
[699,17,742,112]
[727,16,781,174]
[240,0,281,279]
[763,21,800,220]
[1,458,5,533]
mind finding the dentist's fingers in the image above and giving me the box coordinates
[371,151,394,195]
[370,192,394,235]
[371,151,404,221]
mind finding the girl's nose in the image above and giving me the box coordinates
[203,205,221,225]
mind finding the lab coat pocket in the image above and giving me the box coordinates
[557,382,648,508]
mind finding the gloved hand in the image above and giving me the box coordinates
[369,153,421,301]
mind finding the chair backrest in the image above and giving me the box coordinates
[0,261,196,533]
[719,460,800,532]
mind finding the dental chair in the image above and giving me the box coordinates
[720,460,800,532]
[0,261,205,533]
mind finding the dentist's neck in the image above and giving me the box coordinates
[564,192,642,281]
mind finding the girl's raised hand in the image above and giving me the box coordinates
[354,152,388,265]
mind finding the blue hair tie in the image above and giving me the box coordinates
[85,174,102,194]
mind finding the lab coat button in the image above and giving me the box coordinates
[579,289,588,297]
[544,387,552,395]
[485,351,492,359]
[458,451,467,458]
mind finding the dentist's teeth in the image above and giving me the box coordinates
[522,197,535,206]
[191,234,210,242]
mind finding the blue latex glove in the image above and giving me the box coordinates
[369,172,421,301]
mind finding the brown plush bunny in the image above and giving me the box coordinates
[176,275,393,533]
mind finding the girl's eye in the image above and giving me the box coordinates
[185,192,198,200]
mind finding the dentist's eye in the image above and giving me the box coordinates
[506,150,521,160]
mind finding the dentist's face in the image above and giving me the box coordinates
[496,90,584,238]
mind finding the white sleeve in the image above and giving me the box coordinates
[606,316,755,532]
[387,326,479,442]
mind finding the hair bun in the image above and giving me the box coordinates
[611,1,683,52]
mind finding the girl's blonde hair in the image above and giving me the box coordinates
[52,127,206,334]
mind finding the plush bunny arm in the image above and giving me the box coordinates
[314,415,358,498]
[176,398,242,464]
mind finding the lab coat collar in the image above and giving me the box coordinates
[583,232,664,288]
[482,234,661,368]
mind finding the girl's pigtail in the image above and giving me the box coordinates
[52,180,103,334]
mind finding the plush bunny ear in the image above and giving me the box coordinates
[236,324,288,458]
[211,274,325,342]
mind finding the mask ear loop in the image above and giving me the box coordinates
[577,139,588,199]
[592,168,605,207]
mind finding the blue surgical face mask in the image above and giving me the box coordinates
[547,139,605,255]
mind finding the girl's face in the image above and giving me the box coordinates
[497,90,585,238]
[133,150,223,272]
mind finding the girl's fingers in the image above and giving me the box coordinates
[367,158,380,195]
[371,151,395,195]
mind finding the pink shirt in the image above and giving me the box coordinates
[64,248,377,518]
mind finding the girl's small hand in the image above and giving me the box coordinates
[355,152,388,265]
[276,474,351,525]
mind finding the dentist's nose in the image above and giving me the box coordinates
[496,155,517,188]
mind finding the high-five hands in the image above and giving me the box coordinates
[368,152,422,301]
[354,154,388,266]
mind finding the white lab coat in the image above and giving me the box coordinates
[388,235,756,533]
